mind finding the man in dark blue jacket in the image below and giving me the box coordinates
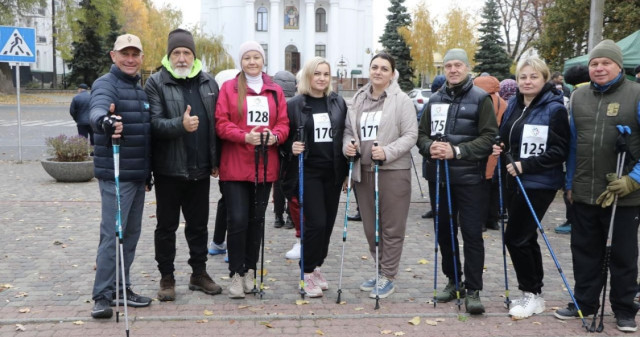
[144,28,222,301]
[89,33,153,319]
[69,83,93,145]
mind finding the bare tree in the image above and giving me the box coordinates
[495,0,552,62]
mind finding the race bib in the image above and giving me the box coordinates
[313,113,332,143]
[246,96,269,126]
[520,124,548,158]
[430,104,449,136]
[360,111,381,141]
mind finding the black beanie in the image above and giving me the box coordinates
[167,28,196,57]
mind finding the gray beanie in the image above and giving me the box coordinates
[167,28,196,57]
[443,48,470,66]
[589,39,623,70]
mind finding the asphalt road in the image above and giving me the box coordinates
[0,104,77,161]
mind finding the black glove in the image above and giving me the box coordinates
[101,115,121,138]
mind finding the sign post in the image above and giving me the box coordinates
[0,26,37,163]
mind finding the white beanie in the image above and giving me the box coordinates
[238,41,265,63]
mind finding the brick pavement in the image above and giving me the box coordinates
[0,158,635,337]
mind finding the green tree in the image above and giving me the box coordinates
[191,29,235,74]
[0,0,46,24]
[473,0,512,79]
[379,0,414,91]
[399,1,437,87]
[536,0,640,70]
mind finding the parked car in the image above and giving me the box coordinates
[408,88,432,121]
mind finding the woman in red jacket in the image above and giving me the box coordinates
[215,41,289,299]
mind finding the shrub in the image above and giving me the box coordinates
[45,134,91,162]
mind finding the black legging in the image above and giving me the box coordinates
[212,181,227,245]
[223,181,272,276]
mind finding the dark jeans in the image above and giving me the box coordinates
[301,166,341,273]
[273,179,288,217]
[212,181,227,245]
[223,181,272,276]
[77,124,94,145]
[429,180,488,291]
[504,187,556,294]
[571,202,639,317]
[563,188,574,224]
[154,175,210,276]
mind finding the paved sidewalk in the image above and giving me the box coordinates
[0,158,635,336]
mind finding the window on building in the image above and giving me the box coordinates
[256,7,268,31]
[315,44,326,57]
[37,36,47,43]
[261,43,268,66]
[315,8,327,32]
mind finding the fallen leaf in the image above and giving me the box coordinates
[296,299,309,305]
[408,316,420,325]
[361,255,368,260]
[380,330,392,335]
[257,269,268,276]
[458,314,468,322]
[268,278,277,282]
[73,321,84,325]
[15,324,26,331]
[404,268,412,272]
[237,305,249,309]
[533,321,542,325]
[18,308,30,313]
[425,320,437,326]
[435,318,445,322]
[418,259,428,265]
[196,319,208,323]
[354,307,364,311]
[393,332,405,336]
[14,292,28,298]
[203,309,213,316]
[220,276,230,280]
[315,330,324,335]
[259,321,273,328]
[339,301,347,305]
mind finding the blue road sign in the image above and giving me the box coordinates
[0,26,36,63]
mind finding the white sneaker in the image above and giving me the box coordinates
[228,274,244,299]
[312,267,328,290]
[243,270,255,294]
[505,291,525,309]
[304,273,323,298]
[509,292,545,319]
[285,241,301,259]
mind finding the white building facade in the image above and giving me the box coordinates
[200,0,374,78]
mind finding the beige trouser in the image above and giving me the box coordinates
[355,168,411,279]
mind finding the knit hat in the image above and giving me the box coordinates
[443,48,470,66]
[499,79,517,101]
[167,28,196,57]
[589,39,623,70]
[238,41,265,63]
[431,75,446,93]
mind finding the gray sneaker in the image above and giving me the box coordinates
[617,316,638,332]
[435,278,466,303]
[465,290,485,315]
[360,275,379,291]
[228,274,245,299]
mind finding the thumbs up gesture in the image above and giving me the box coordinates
[182,105,199,132]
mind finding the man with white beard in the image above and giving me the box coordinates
[144,28,222,301]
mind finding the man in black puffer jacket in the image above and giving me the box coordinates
[144,29,222,301]
[89,33,153,319]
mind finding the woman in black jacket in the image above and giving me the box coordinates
[492,56,570,319]
[282,56,348,297]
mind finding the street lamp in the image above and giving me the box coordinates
[336,55,347,94]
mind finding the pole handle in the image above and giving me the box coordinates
[504,153,521,176]
[349,138,356,163]
[373,141,382,166]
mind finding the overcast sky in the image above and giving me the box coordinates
[151,0,487,49]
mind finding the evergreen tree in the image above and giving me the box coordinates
[473,0,512,79]
[379,0,414,91]
[67,0,111,86]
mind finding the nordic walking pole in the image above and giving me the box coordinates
[297,127,306,299]
[495,136,511,309]
[373,141,382,310]
[112,130,130,336]
[251,133,261,295]
[259,132,270,299]
[410,155,425,198]
[591,125,631,333]
[443,143,462,310]
[432,155,441,307]
[337,138,356,303]
[505,152,589,331]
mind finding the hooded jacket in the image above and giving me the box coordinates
[474,75,507,179]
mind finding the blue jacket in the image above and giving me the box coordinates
[89,64,152,182]
[70,90,91,125]
[500,83,569,190]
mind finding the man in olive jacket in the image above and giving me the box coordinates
[556,40,640,333]
[144,28,221,301]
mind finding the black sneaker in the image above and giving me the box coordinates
[617,316,638,332]
[91,298,113,319]
[111,287,152,308]
[422,210,434,219]
[347,212,362,221]
[554,303,592,320]
[273,215,284,228]
[283,215,294,229]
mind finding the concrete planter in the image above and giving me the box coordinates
[41,158,94,182]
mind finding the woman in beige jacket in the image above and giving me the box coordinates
[343,52,418,298]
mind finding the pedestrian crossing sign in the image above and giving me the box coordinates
[0,26,36,63]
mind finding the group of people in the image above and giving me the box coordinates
[82,28,639,333]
